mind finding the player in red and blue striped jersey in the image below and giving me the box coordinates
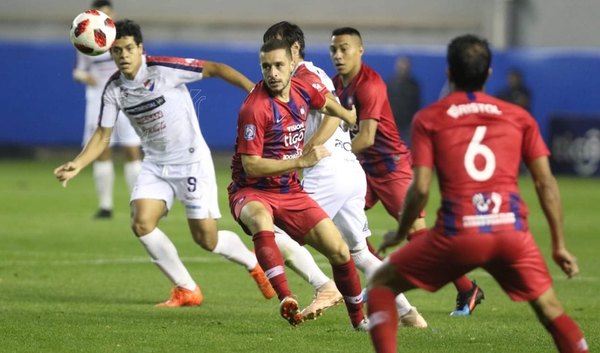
[368,34,587,353]
[330,27,483,314]
[228,39,368,330]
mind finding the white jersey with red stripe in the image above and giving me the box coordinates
[290,61,370,248]
[99,55,210,165]
[75,51,118,102]
[293,61,357,168]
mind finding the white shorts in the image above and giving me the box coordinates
[302,158,371,251]
[83,98,140,147]
[130,159,222,219]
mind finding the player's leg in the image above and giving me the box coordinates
[237,199,302,326]
[131,163,200,307]
[114,112,142,192]
[367,231,455,352]
[176,160,275,300]
[274,227,342,320]
[490,231,587,352]
[122,145,142,192]
[368,262,416,353]
[131,198,201,307]
[335,175,427,327]
[186,217,275,300]
[82,97,114,218]
[304,219,365,329]
[274,228,331,290]
[529,288,588,353]
[92,146,114,218]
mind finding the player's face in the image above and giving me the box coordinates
[330,34,364,78]
[110,36,144,80]
[260,48,294,97]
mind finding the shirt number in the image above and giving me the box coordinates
[464,126,496,181]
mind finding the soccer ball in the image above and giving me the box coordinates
[69,10,116,56]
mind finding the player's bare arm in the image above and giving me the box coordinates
[72,69,97,86]
[378,165,432,254]
[320,95,356,126]
[54,126,113,187]
[304,115,341,154]
[306,93,348,151]
[241,147,331,178]
[527,156,579,278]
[202,61,255,93]
[351,118,377,154]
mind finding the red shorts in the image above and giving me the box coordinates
[365,157,424,219]
[229,187,328,244]
[388,229,553,302]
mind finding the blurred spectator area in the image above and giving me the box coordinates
[0,0,598,48]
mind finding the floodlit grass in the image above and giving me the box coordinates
[0,154,598,352]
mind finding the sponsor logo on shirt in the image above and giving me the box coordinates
[462,192,516,228]
[244,124,256,141]
[123,96,166,115]
[446,103,502,119]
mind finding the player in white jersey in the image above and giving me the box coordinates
[56,19,276,306]
[72,0,141,219]
[263,22,427,327]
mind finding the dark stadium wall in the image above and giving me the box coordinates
[1,41,599,152]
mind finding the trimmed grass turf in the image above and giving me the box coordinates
[0,155,598,353]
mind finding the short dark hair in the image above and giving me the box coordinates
[331,27,362,40]
[263,21,305,59]
[447,34,491,91]
[260,39,292,60]
[115,19,143,45]
[91,0,112,9]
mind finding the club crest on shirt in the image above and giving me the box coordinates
[143,79,155,92]
[244,124,256,141]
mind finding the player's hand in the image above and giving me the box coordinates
[300,145,331,168]
[53,161,81,187]
[377,229,406,256]
[552,247,579,278]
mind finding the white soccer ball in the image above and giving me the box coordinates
[69,10,116,56]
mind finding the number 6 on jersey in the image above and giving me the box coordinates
[464,126,496,181]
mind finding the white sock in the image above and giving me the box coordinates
[212,230,257,271]
[138,228,196,291]
[395,293,412,316]
[93,160,114,210]
[124,160,142,192]
[274,231,330,289]
[351,245,413,315]
[351,244,382,280]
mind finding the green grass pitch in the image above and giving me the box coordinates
[0,154,598,352]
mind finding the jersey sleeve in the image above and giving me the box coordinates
[296,78,326,111]
[295,69,331,95]
[236,99,266,156]
[74,51,91,72]
[411,111,434,168]
[355,79,386,122]
[98,83,120,128]
[521,114,550,162]
[147,56,206,86]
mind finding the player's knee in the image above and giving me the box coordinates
[191,230,217,251]
[240,209,272,234]
[368,263,404,293]
[530,288,564,324]
[325,240,351,265]
[131,218,157,237]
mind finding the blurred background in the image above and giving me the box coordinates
[1,0,599,176]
